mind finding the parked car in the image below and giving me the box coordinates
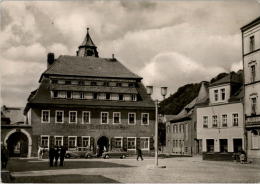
[102,148,128,159]
[65,147,94,158]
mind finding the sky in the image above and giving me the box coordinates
[0,0,260,107]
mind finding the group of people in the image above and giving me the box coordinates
[48,145,67,167]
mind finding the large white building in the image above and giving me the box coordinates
[241,16,260,163]
[197,73,244,160]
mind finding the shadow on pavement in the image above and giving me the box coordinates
[7,158,134,172]
[11,174,119,183]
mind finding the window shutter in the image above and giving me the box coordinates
[64,136,68,148]
[123,138,127,151]
[150,137,154,150]
[50,136,54,147]
[77,137,82,147]
[90,137,95,151]
[137,138,140,149]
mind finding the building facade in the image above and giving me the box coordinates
[1,106,32,158]
[24,30,155,157]
[197,73,244,160]
[241,17,260,162]
[165,82,208,156]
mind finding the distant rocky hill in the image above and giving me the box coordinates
[159,71,242,115]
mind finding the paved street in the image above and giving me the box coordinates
[6,156,260,183]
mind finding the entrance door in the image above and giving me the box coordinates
[220,139,228,152]
[206,139,214,152]
[233,139,242,153]
[7,132,28,157]
[97,136,109,157]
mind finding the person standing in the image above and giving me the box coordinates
[54,146,60,166]
[1,145,9,169]
[49,146,55,167]
[38,146,44,159]
[59,145,66,166]
[136,147,143,161]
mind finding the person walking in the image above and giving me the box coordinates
[1,144,9,169]
[136,147,143,161]
[54,146,60,166]
[38,146,44,159]
[59,145,66,166]
[49,146,55,167]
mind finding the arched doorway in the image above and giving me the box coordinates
[7,132,28,157]
[97,136,109,157]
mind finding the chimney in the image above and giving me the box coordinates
[47,53,55,68]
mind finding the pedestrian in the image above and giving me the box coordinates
[96,145,100,157]
[59,145,66,166]
[54,146,60,166]
[1,144,9,169]
[136,147,143,161]
[38,146,44,159]
[49,145,55,167]
[240,149,247,164]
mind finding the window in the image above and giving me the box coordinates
[73,92,80,99]
[80,92,84,99]
[55,111,64,123]
[52,79,58,84]
[176,125,178,133]
[53,91,58,98]
[214,90,218,101]
[179,124,182,132]
[91,81,97,86]
[114,137,123,148]
[249,36,255,52]
[68,136,77,148]
[206,139,214,152]
[82,136,90,148]
[173,140,175,147]
[116,82,122,87]
[174,125,177,133]
[69,111,77,123]
[167,125,170,133]
[82,111,91,124]
[221,88,225,100]
[57,80,65,85]
[41,110,50,123]
[79,80,84,86]
[128,113,136,125]
[54,136,63,146]
[41,135,49,148]
[93,93,98,99]
[106,93,111,100]
[58,91,66,98]
[85,92,93,100]
[140,137,149,150]
[129,83,135,87]
[251,65,256,83]
[212,115,218,127]
[71,80,78,85]
[113,112,121,124]
[232,113,239,126]
[119,94,124,101]
[67,91,72,99]
[131,94,137,101]
[222,114,227,127]
[251,97,257,115]
[127,137,136,149]
[141,113,149,125]
[252,131,260,149]
[98,93,106,100]
[101,112,109,124]
[65,80,71,85]
[203,116,208,128]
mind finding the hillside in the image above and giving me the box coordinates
[159,72,232,115]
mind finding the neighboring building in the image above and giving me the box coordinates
[197,72,244,160]
[24,29,155,157]
[165,82,208,156]
[1,106,32,157]
[241,17,260,163]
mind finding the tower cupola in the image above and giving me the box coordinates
[77,28,99,57]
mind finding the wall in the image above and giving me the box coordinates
[197,102,244,152]
[243,23,260,55]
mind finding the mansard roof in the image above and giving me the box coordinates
[41,55,141,81]
[24,78,154,114]
[209,72,242,87]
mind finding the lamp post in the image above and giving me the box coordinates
[146,86,168,167]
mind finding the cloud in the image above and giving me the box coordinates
[140,52,226,100]
[230,60,243,72]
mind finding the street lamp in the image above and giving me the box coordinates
[146,85,168,167]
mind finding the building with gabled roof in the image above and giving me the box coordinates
[196,72,244,161]
[24,29,155,157]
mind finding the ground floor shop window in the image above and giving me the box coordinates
[41,136,49,148]
[220,139,228,152]
[68,136,77,148]
[206,139,214,152]
[54,136,63,146]
[252,130,260,149]
[114,137,123,148]
[127,137,136,150]
[140,137,149,150]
